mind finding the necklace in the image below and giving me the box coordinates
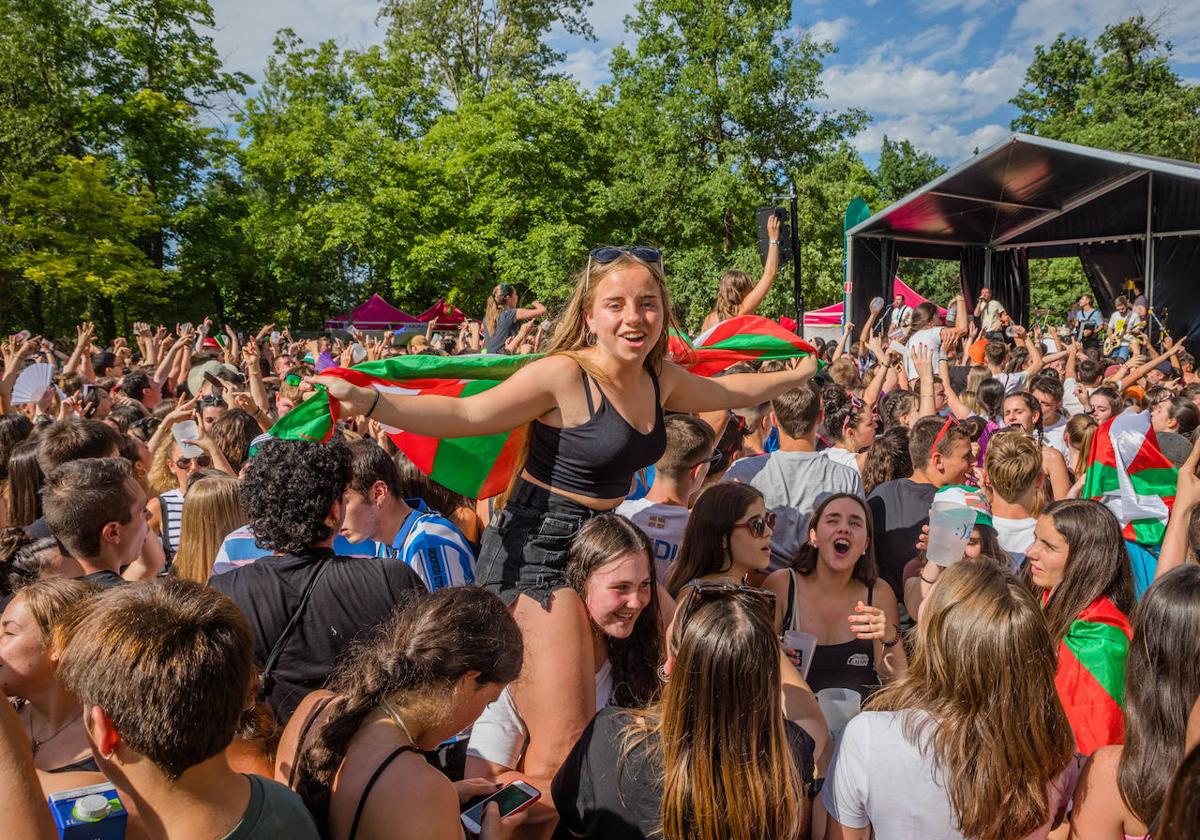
[380,697,417,746]
[28,709,77,755]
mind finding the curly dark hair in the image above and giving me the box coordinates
[861,426,912,495]
[295,586,522,827]
[239,439,352,555]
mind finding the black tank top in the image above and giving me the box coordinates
[524,366,667,499]
[783,571,880,699]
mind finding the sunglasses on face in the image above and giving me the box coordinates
[732,511,777,538]
[175,454,212,469]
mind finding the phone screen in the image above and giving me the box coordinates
[461,783,536,825]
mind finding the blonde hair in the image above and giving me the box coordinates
[543,253,680,379]
[18,577,97,647]
[714,270,754,321]
[484,283,513,335]
[868,560,1073,840]
[172,474,246,583]
[148,438,177,496]
[984,431,1041,503]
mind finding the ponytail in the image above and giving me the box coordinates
[484,283,513,335]
[294,587,523,825]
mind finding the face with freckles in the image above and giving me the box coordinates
[809,496,870,573]
[584,265,665,364]
[583,550,653,641]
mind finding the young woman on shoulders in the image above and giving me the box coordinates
[313,249,818,785]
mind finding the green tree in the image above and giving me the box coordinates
[1010,14,1200,161]
[0,155,161,337]
[874,135,945,205]
[602,0,867,329]
[378,0,594,107]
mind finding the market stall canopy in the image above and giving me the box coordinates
[324,294,420,331]
[805,277,942,327]
[417,298,466,329]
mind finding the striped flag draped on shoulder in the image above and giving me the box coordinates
[270,316,817,498]
[1081,407,1177,545]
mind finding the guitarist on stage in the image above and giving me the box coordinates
[1104,296,1140,360]
[1072,294,1103,351]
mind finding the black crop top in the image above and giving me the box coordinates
[524,367,667,499]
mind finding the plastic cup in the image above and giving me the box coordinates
[171,420,203,459]
[926,502,977,567]
[782,630,818,680]
[816,687,862,742]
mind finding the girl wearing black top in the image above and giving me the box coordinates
[552,582,814,840]
[765,492,907,700]
[314,249,819,784]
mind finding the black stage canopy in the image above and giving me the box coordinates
[845,133,1200,345]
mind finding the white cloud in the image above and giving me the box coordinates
[586,0,638,42]
[558,46,614,90]
[822,48,1025,121]
[917,0,1002,12]
[852,116,1009,159]
[807,16,853,45]
[1010,0,1200,59]
[206,0,384,81]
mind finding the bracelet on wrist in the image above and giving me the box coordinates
[365,388,381,419]
[920,574,938,584]
[769,239,781,246]
[881,625,902,648]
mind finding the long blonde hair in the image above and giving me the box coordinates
[620,587,803,840]
[714,270,754,321]
[148,438,177,496]
[867,561,1073,840]
[483,283,513,335]
[172,474,246,583]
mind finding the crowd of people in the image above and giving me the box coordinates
[1,249,1200,840]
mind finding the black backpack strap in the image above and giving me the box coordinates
[349,745,418,840]
[157,493,173,559]
[782,569,797,631]
[259,557,332,702]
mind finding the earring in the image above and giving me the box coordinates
[657,664,669,683]
[585,330,596,346]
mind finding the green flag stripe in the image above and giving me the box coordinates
[1128,518,1168,544]
[1084,462,1177,499]
[1063,619,1130,707]
[704,331,804,352]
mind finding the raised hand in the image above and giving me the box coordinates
[848,601,888,640]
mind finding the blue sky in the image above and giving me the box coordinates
[205,0,1200,165]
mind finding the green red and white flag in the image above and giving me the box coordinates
[270,316,817,498]
[1081,407,1177,544]
[1054,595,1133,755]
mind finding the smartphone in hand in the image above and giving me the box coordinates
[460,781,539,834]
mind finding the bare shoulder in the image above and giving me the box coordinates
[763,567,793,596]
[358,758,458,839]
[871,578,900,612]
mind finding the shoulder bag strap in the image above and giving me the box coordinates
[349,745,418,840]
[259,557,333,701]
[287,695,336,788]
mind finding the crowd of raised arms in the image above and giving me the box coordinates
[3,240,1200,840]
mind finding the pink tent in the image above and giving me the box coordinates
[804,277,944,329]
[325,294,420,330]
[417,298,466,329]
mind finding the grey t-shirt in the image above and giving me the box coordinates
[222,774,319,839]
[484,308,518,354]
[722,450,863,569]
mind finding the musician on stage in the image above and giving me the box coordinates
[1072,294,1103,350]
[1105,295,1140,361]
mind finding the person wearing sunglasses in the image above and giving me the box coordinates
[700,212,783,333]
[482,282,546,354]
[553,581,815,840]
[766,492,906,704]
[311,245,820,789]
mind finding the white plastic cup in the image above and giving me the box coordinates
[171,420,203,459]
[782,630,818,680]
[926,502,977,567]
[816,687,862,742]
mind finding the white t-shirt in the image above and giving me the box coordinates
[976,298,1005,332]
[1108,310,1141,348]
[992,515,1037,570]
[822,446,861,474]
[822,710,1071,840]
[1041,415,1070,460]
[615,498,690,580]
[467,660,613,770]
[904,327,944,381]
[993,370,1029,396]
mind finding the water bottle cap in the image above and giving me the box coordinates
[72,793,111,821]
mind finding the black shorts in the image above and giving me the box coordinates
[474,479,598,609]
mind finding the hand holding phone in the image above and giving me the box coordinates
[460,780,539,835]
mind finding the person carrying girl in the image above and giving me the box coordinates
[312,247,819,791]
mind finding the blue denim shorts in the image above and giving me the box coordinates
[474,479,597,609]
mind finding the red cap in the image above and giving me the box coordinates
[202,337,221,349]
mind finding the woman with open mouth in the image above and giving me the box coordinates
[765,492,907,701]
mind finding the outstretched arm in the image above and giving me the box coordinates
[659,354,818,414]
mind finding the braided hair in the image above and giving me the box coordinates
[822,384,866,447]
[294,587,523,825]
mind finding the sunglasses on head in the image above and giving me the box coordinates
[677,579,776,617]
[930,415,959,458]
[732,511,777,538]
[585,246,664,289]
[199,395,226,408]
[175,454,212,469]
